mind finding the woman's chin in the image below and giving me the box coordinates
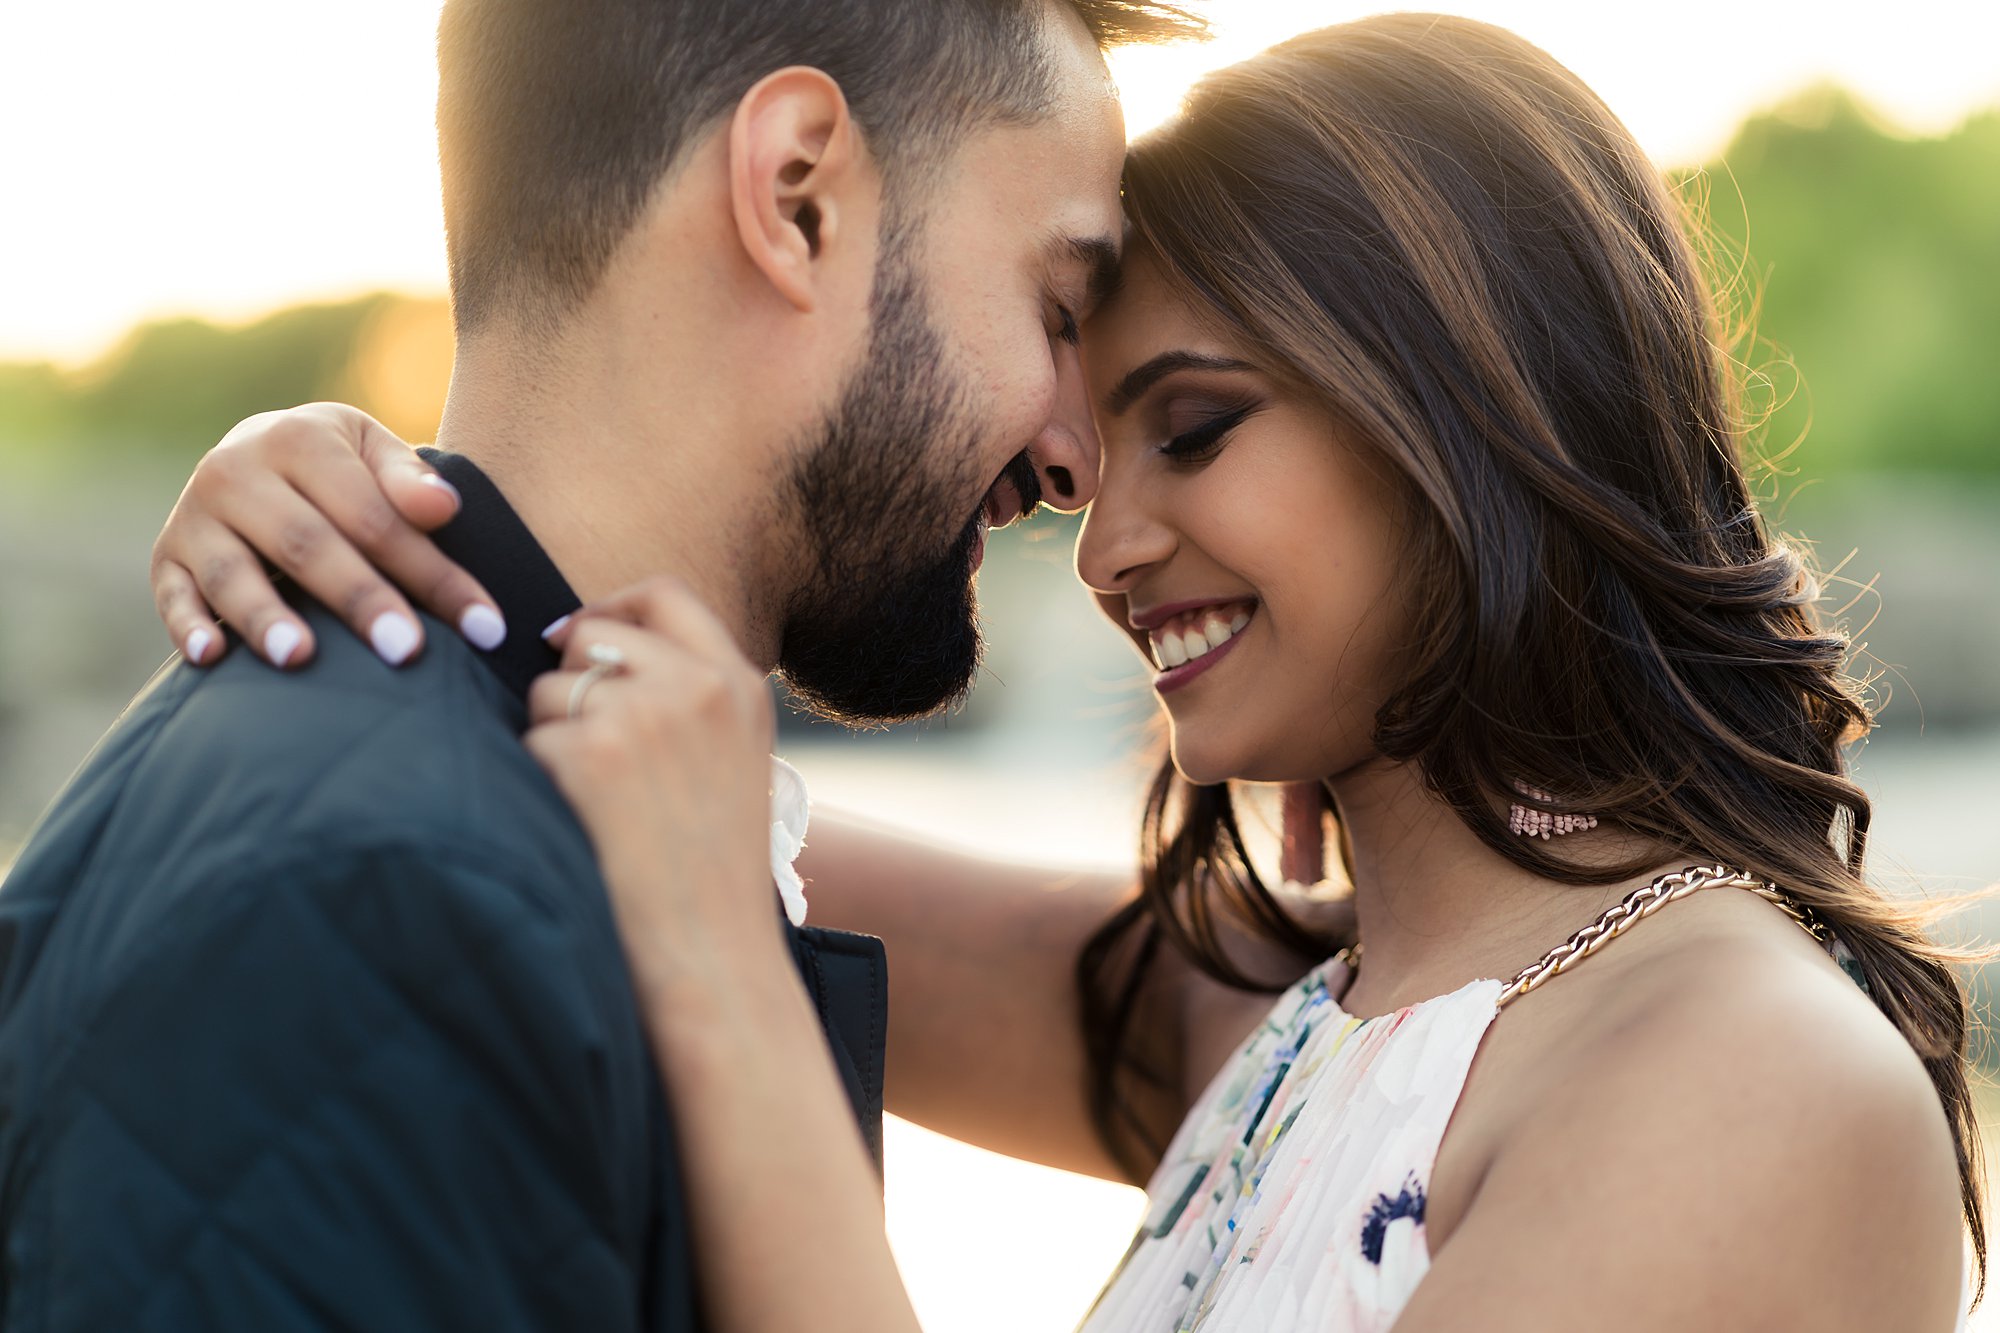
[1163,733,1219,786]
[1169,728,1354,788]
[1167,733,1267,788]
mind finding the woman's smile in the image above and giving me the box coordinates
[1152,613,1247,693]
[1134,599,1256,691]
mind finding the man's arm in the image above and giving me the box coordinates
[29,838,657,1332]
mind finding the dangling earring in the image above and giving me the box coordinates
[1508,784,1598,840]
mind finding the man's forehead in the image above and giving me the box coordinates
[938,22,1126,269]
[1038,0,1126,113]
[997,18,1129,220]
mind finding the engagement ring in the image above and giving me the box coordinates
[567,642,628,719]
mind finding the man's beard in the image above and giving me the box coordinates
[775,229,1037,726]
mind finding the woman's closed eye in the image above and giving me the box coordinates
[1162,401,1259,463]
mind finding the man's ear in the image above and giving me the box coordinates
[728,67,865,314]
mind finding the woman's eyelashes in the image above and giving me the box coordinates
[1052,305,1082,347]
[1161,401,1259,462]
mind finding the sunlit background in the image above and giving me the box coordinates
[3,1,1997,1328]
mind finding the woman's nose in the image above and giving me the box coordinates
[1075,465,1174,594]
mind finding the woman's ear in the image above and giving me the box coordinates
[727,67,862,314]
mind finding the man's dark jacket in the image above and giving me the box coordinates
[0,453,888,1330]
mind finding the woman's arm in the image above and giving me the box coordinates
[793,816,1350,1182]
[797,813,1161,1179]
[646,944,924,1333]
[526,582,923,1333]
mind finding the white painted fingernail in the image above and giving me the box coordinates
[184,627,215,664]
[264,622,303,668]
[419,473,460,505]
[540,614,571,642]
[460,604,506,651]
[369,612,421,666]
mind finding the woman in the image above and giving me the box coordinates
[144,16,1977,1329]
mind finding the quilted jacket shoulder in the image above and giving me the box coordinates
[0,607,884,1331]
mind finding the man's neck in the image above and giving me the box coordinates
[433,351,782,668]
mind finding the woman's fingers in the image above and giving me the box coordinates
[154,403,507,667]
[151,557,223,665]
[165,472,411,667]
[243,479,450,665]
[527,620,671,727]
[248,409,502,653]
[528,610,770,754]
[527,666,639,737]
[166,516,319,668]
[351,410,462,532]
[268,453,502,657]
[529,579,768,728]
[553,577,746,664]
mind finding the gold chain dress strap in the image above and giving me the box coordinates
[1495,863,1828,1009]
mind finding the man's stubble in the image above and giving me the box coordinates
[775,218,1018,725]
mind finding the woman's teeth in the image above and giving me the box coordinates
[1150,605,1253,671]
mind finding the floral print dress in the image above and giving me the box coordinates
[1078,953,1497,1332]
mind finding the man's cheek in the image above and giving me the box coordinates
[982,349,1060,468]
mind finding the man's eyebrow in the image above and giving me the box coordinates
[1104,351,1259,416]
[1061,234,1122,311]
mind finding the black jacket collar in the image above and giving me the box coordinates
[420,448,583,702]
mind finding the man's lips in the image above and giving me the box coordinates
[968,463,1038,573]
[982,477,1029,530]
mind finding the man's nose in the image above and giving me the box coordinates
[1031,352,1102,513]
[1031,425,1098,512]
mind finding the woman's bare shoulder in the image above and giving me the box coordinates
[1550,888,1936,1103]
[1411,891,1966,1331]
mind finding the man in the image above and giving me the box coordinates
[0,0,1197,1327]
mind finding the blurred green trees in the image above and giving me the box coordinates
[0,293,452,466]
[1,87,1995,475]
[1686,88,2000,476]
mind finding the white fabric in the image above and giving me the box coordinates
[769,756,811,926]
[1079,956,1499,1332]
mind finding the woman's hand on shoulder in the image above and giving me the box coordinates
[527,578,785,998]
[1396,949,1965,1331]
[151,402,497,669]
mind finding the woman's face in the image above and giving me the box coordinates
[1075,248,1412,786]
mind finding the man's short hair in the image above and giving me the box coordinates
[437,0,1202,335]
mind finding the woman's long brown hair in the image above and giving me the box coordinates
[1076,13,1987,1294]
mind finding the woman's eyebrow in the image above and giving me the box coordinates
[1103,351,1258,416]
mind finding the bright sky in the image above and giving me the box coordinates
[3,0,1996,365]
